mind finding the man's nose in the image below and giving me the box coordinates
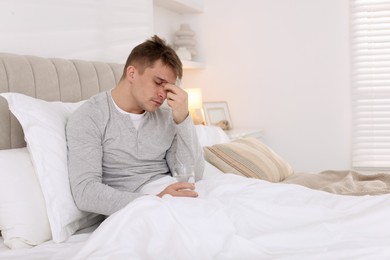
[158,85,167,99]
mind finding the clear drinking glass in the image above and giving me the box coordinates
[173,164,195,183]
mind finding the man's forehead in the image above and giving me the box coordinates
[149,60,177,76]
[154,75,181,87]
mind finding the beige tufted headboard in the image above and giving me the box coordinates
[0,53,124,150]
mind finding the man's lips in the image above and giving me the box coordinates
[151,99,163,106]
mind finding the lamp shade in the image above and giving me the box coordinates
[185,88,203,109]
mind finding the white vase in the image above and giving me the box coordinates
[174,24,197,59]
[176,47,192,61]
[175,24,195,38]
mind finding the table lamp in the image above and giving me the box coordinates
[185,88,205,125]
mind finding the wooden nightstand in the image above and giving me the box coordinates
[224,128,263,141]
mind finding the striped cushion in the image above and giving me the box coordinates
[203,137,294,182]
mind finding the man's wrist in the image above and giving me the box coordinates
[173,111,189,124]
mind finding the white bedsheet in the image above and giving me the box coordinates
[0,232,90,260]
[2,165,390,259]
[0,223,100,259]
[72,173,390,259]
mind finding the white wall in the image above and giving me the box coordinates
[0,0,153,63]
[168,0,351,173]
[1,0,351,173]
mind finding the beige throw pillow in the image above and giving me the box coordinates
[204,137,293,182]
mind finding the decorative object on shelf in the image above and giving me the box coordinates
[203,101,233,130]
[174,24,197,61]
[176,47,192,61]
[185,88,205,125]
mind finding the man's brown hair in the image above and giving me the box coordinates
[121,35,183,80]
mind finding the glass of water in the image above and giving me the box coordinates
[173,164,195,183]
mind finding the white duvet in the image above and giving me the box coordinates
[59,167,390,260]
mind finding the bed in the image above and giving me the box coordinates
[1,52,390,259]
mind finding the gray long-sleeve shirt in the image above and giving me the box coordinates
[66,91,204,216]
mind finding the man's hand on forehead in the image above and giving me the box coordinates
[161,79,182,95]
[163,77,188,124]
[163,83,179,93]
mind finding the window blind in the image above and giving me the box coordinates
[351,0,390,169]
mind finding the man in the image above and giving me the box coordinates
[66,35,204,216]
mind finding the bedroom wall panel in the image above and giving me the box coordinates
[0,0,153,63]
[179,0,351,173]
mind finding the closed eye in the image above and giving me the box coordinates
[154,76,169,87]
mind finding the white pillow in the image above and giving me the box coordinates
[0,148,51,249]
[194,125,230,147]
[0,93,101,243]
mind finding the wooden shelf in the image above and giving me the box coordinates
[153,0,204,14]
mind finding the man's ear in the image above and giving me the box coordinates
[126,66,136,81]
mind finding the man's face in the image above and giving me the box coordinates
[130,60,177,113]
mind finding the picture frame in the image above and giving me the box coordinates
[203,101,233,130]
